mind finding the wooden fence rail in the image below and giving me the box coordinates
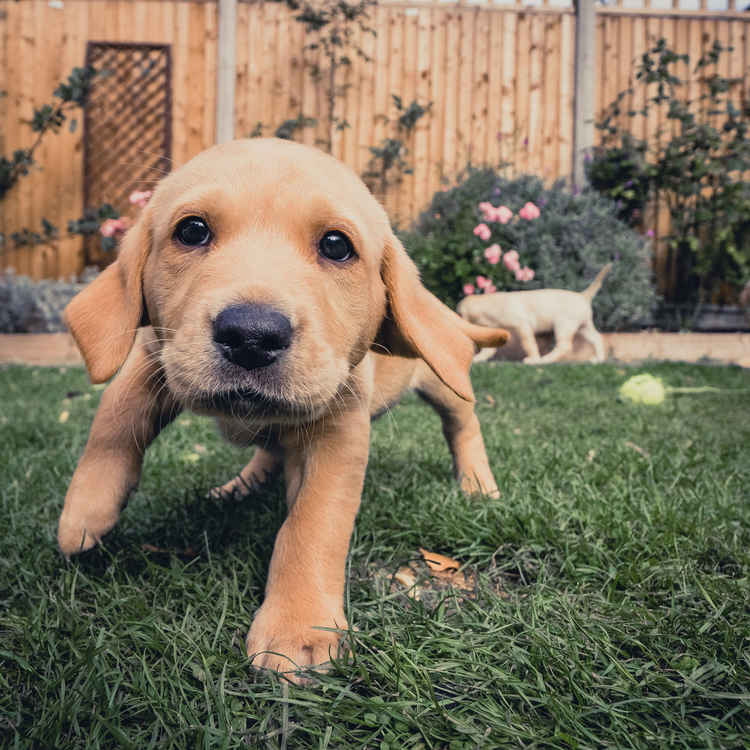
[1,0,748,284]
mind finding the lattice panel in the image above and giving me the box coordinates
[84,43,172,224]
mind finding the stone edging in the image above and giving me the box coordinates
[1,331,749,368]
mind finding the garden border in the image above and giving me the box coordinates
[1,332,749,368]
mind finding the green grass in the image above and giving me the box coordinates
[1,361,749,749]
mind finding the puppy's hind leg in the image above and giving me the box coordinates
[414,362,499,498]
[211,447,282,499]
[517,323,542,364]
[579,319,606,363]
[472,346,497,363]
[535,322,577,364]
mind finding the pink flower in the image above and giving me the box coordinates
[99,218,127,237]
[519,202,541,220]
[479,203,514,224]
[503,249,520,272]
[494,205,513,224]
[476,275,491,290]
[129,190,153,208]
[647,229,655,238]
[473,223,492,242]
[484,244,502,265]
[484,282,497,294]
[478,202,494,220]
[515,266,535,282]
[463,283,475,296]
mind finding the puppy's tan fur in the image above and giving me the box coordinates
[58,139,509,679]
[457,264,612,364]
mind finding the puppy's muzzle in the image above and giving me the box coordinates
[213,303,293,370]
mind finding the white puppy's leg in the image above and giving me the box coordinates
[536,322,577,364]
[579,320,606,363]
[518,323,542,364]
[472,346,497,363]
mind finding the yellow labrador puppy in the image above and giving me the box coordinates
[458,264,612,364]
[58,138,509,680]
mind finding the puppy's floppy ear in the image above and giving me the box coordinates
[65,211,151,383]
[375,233,510,402]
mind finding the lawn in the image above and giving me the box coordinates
[1,361,749,749]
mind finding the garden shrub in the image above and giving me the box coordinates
[0,268,97,333]
[585,140,651,226]
[590,38,750,307]
[401,168,658,330]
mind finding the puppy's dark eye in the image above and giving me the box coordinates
[174,216,212,247]
[318,231,355,262]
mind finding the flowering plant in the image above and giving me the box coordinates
[593,38,750,307]
[462,202,538,297]
[402,168,658,329]
[96,190,153,246]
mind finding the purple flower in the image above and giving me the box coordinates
[647,229,655,238]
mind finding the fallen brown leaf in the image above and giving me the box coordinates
[394,566,419,598]
[394,566,417,588]
[420,548,460,573]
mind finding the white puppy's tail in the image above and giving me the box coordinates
[581,263,613,301]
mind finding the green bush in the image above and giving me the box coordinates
[592,39,750,306]
[585,140,651,226]
[401,168,658,330]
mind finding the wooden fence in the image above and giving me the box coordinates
[0,0,748,281]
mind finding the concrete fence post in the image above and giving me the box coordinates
[573,0,596,188]
[216,0,237,144]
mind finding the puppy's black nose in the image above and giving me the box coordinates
[213,304,293,370]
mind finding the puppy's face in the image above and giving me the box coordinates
[137,140,389,420]
[66,139,494,419]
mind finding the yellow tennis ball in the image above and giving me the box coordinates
[619,374,667,405]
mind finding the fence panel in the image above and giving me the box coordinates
[234,2,576,224]
[0,0,217,279]
[1,0,747,283]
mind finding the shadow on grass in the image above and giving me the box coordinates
[68,479,288,582]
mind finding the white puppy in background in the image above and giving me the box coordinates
[457,264,612,364]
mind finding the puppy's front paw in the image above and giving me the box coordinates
[246,600,348,683]
[57,506,120,558]
[459,471,500,499]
